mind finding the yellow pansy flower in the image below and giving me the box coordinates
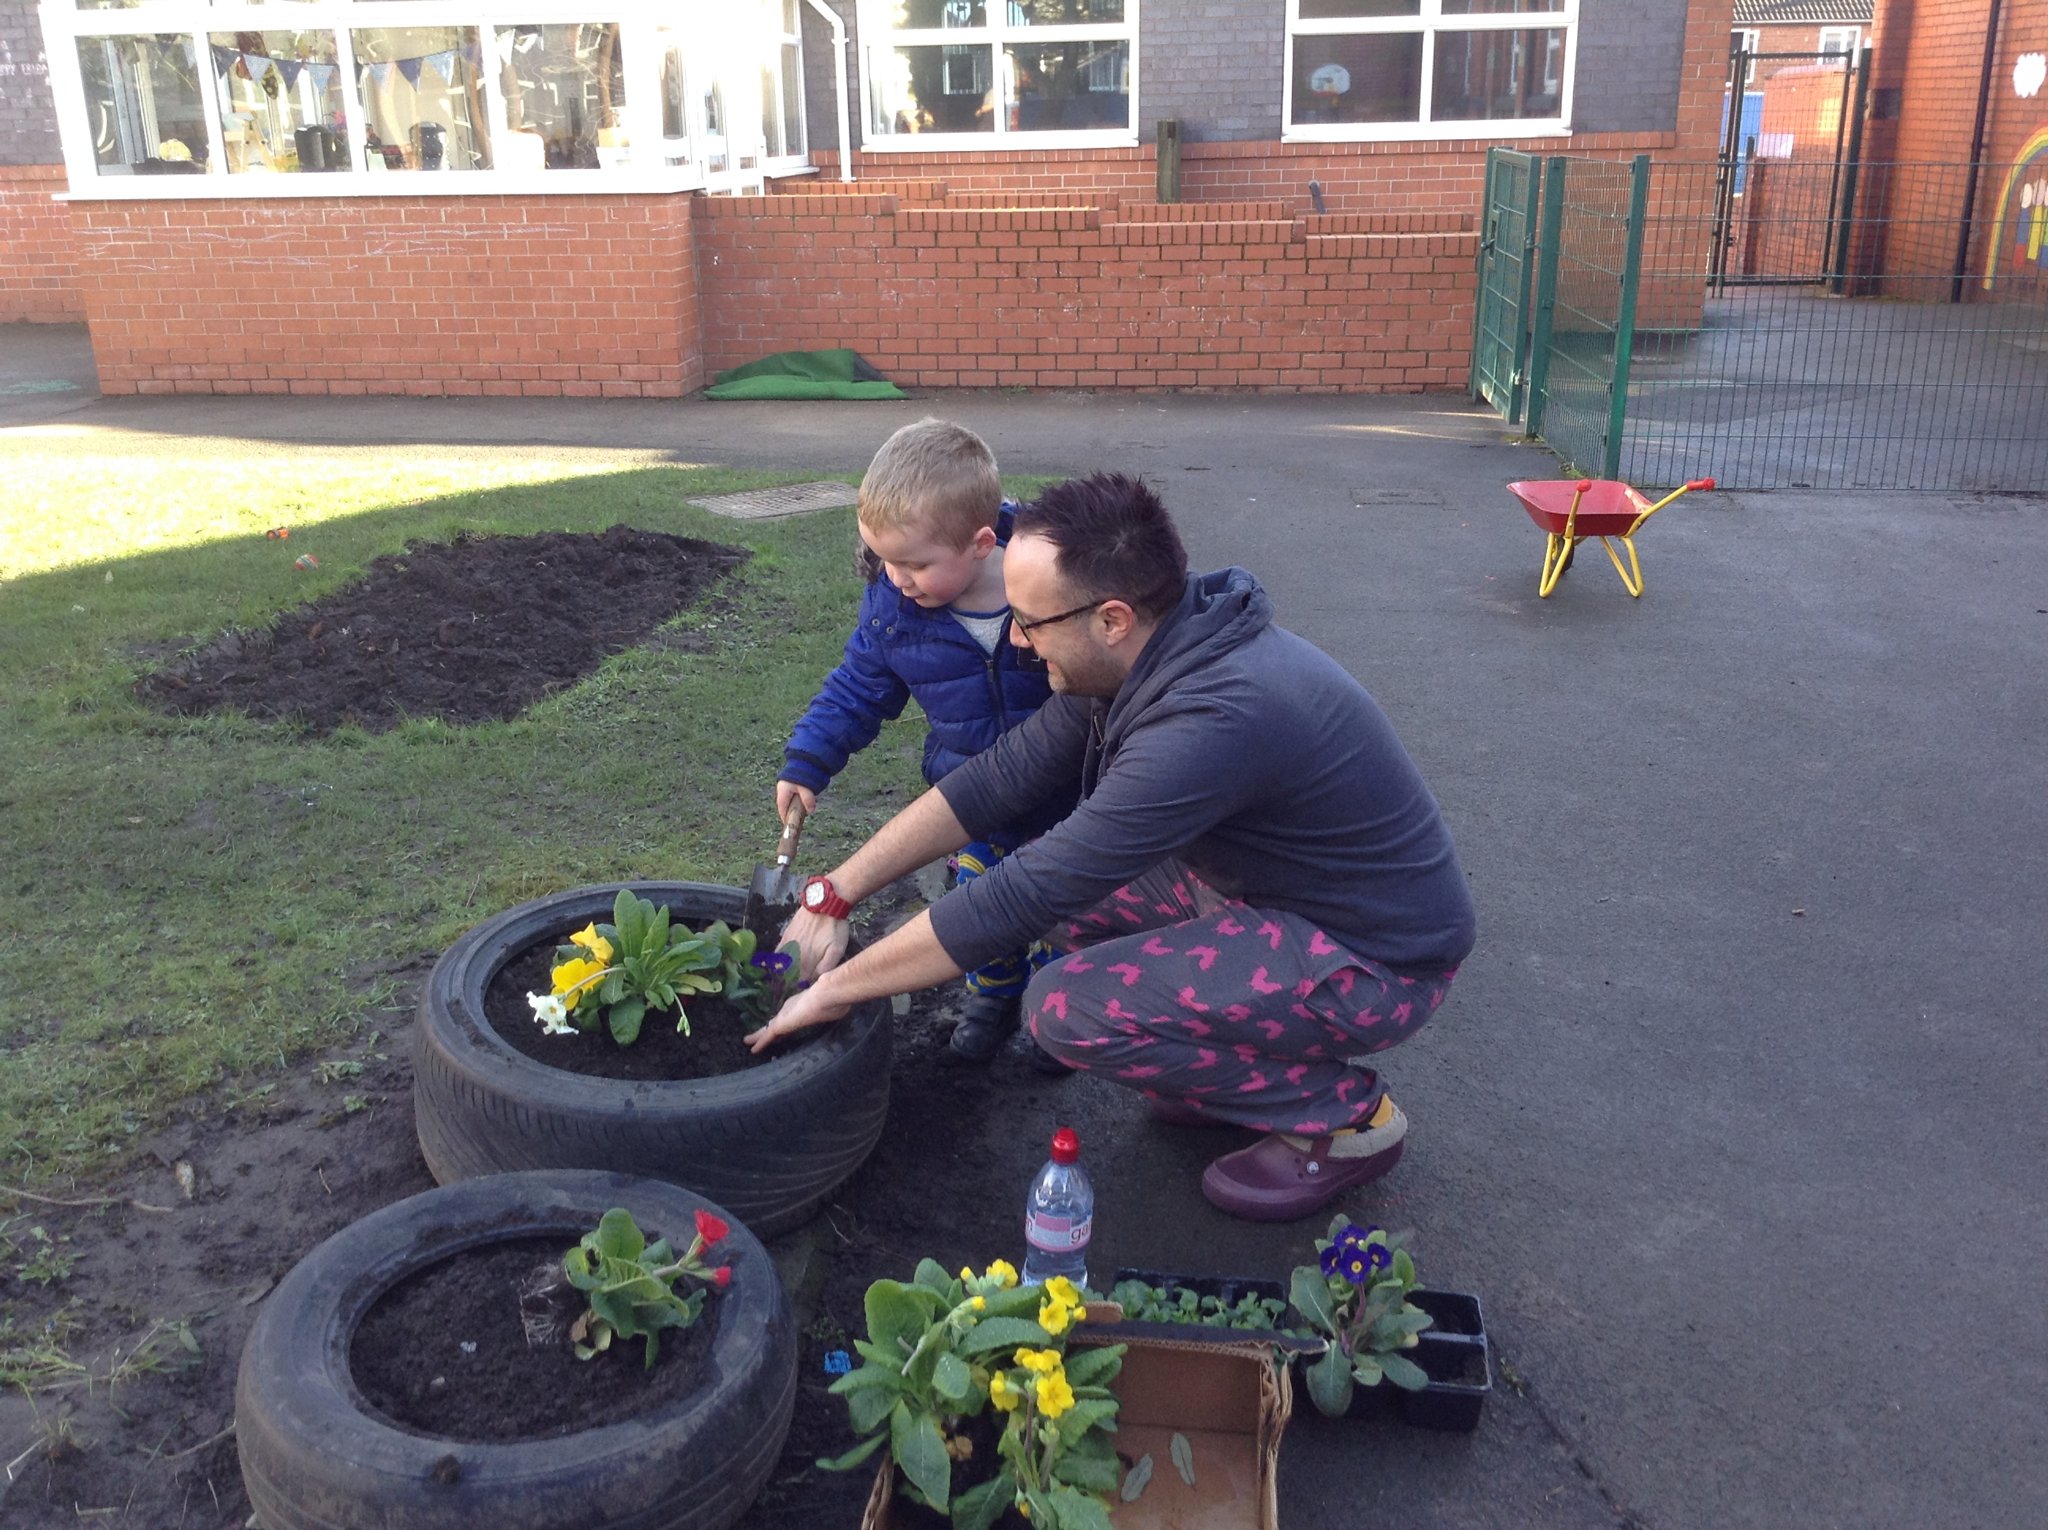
[990,1369,1021,1412]
[971,1295,987,1311]
[1014,1347,1060,1375]
[550,956,607,1007]
[1035,1369,1075,1419]
[961,1266,976,1283]
[568,924,614,964]
[985,1259,1019,1289]
[1037,1298,1072,1336]
[1043,1276,1082,1309]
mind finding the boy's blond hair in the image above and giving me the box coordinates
[857,418,1002,550]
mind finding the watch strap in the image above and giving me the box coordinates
[803,875,854,920]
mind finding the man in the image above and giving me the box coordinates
[747,473,1476,1221]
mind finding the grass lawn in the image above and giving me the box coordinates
[0,438,1023,1186]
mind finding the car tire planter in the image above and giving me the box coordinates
[413,881,891,1237]
[235,1169,796,1530]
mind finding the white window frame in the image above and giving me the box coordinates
[1815,25,1860,61]
[35,0,806,199]
[1732,27,1760,85]
[1284,0,1578,144]
[855,0,1139,154]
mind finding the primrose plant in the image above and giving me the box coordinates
[561,1206,732,1368]
[820,1261,1131,1530]
[525,891,798,1045]
[1289,1219,1433,1416]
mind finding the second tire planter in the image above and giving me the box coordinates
[414,881,891,1236]
[235,1169,796,1530]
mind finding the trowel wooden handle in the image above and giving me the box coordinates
[775,800,807,866]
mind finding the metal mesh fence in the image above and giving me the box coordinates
[1620,160,2048,491]
[1527,156,1644,480]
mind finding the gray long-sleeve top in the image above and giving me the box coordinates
[928,567,1477,975]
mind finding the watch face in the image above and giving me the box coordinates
[804,882,824,909]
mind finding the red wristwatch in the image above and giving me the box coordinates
[801,875,854,920]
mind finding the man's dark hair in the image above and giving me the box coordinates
[1014,472,1189,620]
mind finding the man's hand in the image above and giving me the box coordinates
[779,907,851,984]
[744,980,852,1054]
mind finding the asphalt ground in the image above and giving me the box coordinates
[5,324,2045,1529]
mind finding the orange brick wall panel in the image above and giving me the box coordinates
[697,200,1474,393]
[74,196,699,397]
[0,166,85,323]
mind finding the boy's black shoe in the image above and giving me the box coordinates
[948,991,1022,1063]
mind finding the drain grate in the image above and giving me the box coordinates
[689,480,859,521]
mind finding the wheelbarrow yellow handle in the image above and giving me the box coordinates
[1627,476,1714,536]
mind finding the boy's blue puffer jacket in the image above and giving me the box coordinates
[783,538,1073,843]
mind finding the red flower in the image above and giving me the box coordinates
[694,1209,730,1246]
[711,1265,732,1288]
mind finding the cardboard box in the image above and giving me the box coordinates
[860,1329,1292,1530]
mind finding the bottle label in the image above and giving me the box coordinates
[1025,1211,1092,1252]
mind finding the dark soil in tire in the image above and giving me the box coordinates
[486,942,810,1083]
[136,527,747,735]
[349,1236,718,1442]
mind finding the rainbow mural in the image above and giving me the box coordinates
[1981,124,2048,289]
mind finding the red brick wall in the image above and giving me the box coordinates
[73,194,699,397]
[695,190,1476,392]
[0,165,83,323]
[1860,0,2048,293]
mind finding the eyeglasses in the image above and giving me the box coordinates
[1012,599,1106,635]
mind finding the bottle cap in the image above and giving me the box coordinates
[1050,1127,1079,1164]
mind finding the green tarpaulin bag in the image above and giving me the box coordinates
[704,349,906,401]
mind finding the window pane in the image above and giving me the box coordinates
[780,41,804,155]
[1005,40,1128,130]
[1298,0,1420,19]
[1440,0,1562,13]
[1431,26,1563,119]
[900,0,987,26]
[76,35,210,174]
[1010,0,1125,21]
[352,29,488,172]
[493,24,626,170]
[657,34,690,164]
[761,64,782,157]
[1290,34,1421,123]
[206,32,349,174]
[870,43,993,135]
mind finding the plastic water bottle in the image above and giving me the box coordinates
[1021,1127,1093,1290]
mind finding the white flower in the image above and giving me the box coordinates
[527,992,575,1036]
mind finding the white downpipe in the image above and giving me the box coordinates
[801,0,854,182]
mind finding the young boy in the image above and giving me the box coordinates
[777,418,1070,1063]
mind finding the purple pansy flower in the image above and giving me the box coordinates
[750,950,795,975]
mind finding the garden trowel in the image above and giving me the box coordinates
[742,801,806,936]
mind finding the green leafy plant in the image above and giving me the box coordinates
[819,1261,1132,1530]
[1289,1219,1432,1416]
[528,891,724,1045]
[699,920,801,1025]
[1107,1278,1285,1332]
[562,1206,731,1368]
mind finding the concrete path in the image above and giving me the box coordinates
[6,324,2044,1529]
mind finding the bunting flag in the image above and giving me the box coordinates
[366,60,391,87]
[276,58,304,91]
[240,52,273,87]
[396,55,423,89]
[306,63,336,94]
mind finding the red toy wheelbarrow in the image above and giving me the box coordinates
[1508,477,1714,599]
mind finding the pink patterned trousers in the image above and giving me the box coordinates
[1025,861,1457,1135]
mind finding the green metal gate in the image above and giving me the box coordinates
[1526,154,1649,479]
[1469,149,1543,424]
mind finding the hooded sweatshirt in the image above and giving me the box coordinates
[929,568,1476,975]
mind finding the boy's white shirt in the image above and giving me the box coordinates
[947,542,1011,652]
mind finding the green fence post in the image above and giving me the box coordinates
[1602,154,1650,478]
[1507,155,1543,424]
[1524,156,1566,437]
[1829,46,1872,294]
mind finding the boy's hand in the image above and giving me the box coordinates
[775,780,818,823]
[744,981,852,1054]
[779,907,850,983]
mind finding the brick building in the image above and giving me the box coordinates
[4,0,1735,397]
[1729,0,1870,85]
